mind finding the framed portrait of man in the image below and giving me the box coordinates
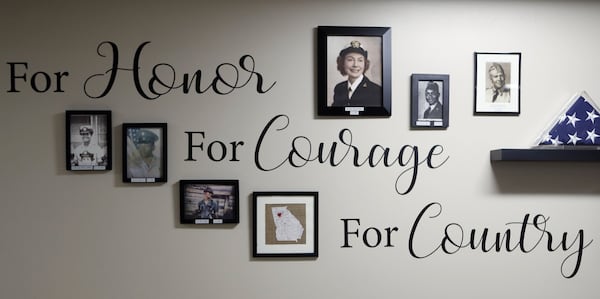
[179,180,240,224]
[411,74,449,128]
[122,123,167,183]
[66,110,112,171]
[474,52,521,114]
[317,26,392,117]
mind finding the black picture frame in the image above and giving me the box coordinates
[122,123,167,183]
[317,26,391,117]
[411,74,449,128]
[253,191,318,257]
[474,52,521,115]
[66,110,112,171]
[179,180,240,224]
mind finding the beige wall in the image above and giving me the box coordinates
[2,1,600,298]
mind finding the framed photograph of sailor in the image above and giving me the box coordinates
[317,26,391,117]
[179,180,240,224]
[122,123,167,183]
[66,110,112,171]
[253,191,318,257]
[411,74,449,128]
[474,52,521,115]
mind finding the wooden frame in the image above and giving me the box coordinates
[411,74,449,128]
[66,110,111,171]
[253,191,318,257]
[179,180,240,224]
[474,52,521,115]
[122,123,167,183]
[317,26,392,117]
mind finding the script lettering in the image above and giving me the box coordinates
[84,41,275,99]
[254,114,449,195]
[408,202,593,278]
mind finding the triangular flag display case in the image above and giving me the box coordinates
[491,91,600,161]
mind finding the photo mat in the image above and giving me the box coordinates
[474,52,521,114]
[253,191,318,257]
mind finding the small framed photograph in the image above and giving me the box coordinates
[411,74,449,128]
[179,180,240,224]
[66,110,111,171]
[474,52,521,114]
[122,123,167,183]
[253,191,318,257]
[317,26,391,117]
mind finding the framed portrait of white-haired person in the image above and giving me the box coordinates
[66,110,112,171]
[122,123,167,183]
[474,52,521,115]
[317,26,391,117]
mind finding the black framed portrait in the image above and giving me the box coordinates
[66,110,111,171]
[122,123,167,183]
[474,52,521,115]
[179,180,240,224]
[317,26,392,117]
[411,74,449,128]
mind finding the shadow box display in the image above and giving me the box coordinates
[122,123,167,183]
[411,74,449,128]
[180,180,240,224]
[317,26,392,117]
[66,110,112,171]
[253,191,318,257]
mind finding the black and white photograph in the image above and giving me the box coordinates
[317,26,391,116]
[474,52,521,114]
[66,110,111,171]
[122,123,167,183]
[411,74,449,128]
[179,180,240,225]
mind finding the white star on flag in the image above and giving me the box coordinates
[585,110,600,123]
[567,133,582,145]
[586,129,600,143]
[565,112,580,127]
[541,133,552,143]
[550,136,563,145]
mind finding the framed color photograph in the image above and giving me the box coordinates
[411,74,449,128]
[179,180,240,224]
[253,191,318,257]
[317,26,391,117]
[122,123,167,183]
[66,110,111,171]
[474,52,521,114]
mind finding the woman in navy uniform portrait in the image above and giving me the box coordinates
[331,40,382,107]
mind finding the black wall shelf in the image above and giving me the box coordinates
[490,148,600,161]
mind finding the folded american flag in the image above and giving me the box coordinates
[536,91,600,146]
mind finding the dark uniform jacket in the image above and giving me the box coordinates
[332,76,382,107]
[423,101,443,119]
